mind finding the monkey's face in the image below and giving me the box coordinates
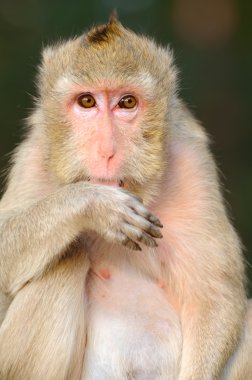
[61,85,146,184]
[38,19,177,202]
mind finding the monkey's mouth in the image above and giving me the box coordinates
[87,177,124,187]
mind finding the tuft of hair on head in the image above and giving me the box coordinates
[108,9,118,24]
[86,10,122,45]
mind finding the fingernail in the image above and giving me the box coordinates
[135,244,142,251]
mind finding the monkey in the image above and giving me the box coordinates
[0,13,251,380]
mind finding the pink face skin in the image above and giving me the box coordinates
[63,84,146,185]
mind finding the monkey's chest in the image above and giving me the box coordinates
[81,257,182,379]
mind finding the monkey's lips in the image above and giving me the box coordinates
[88,178,124,187]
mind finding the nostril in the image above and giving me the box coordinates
[99,148,116,161]
[97,137,117,161]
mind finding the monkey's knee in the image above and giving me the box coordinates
[0,254,89,380]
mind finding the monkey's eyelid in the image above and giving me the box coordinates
[118,95,138,109]
[77,93,96,108]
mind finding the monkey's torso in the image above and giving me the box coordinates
[0,132,248,380]
[82,234,181,379]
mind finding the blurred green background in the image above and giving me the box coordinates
[0,0,251,292]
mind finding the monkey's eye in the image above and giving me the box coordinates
[77,94,96,108]
[118,95,137,109]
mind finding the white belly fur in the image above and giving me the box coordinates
[81,245,182,380]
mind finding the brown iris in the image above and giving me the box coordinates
[118,95,137,109]
[78,94,96,108]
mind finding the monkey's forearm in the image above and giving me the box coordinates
[179,299,245,380]
[222,300,252,380]
[0,183,90,296]
[0,182,162,296]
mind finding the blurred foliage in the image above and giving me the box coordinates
[0,0,252,293]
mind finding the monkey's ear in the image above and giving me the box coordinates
[41,46,56,66]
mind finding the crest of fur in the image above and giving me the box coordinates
[86,11,122,44]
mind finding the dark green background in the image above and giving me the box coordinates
[0,0,251,293]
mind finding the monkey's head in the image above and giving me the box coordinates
[36,15,177,203]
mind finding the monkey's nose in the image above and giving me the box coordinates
[98,143,116,161]
[99,151,115,162]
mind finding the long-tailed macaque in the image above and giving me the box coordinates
[0,14,251,380]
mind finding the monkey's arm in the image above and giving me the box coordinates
[179,298,245,380]
[176,211,245,380]
[175,222,245,380]
[222,299,252,379]
[167,103,246,380]
[0,182,161,297]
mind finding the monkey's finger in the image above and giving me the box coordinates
[125,211,163,239]
[148,215,163,228]
[131,194,144,203]
[121,234,142,251]
[121,223,158,248]
[105,229,141,251]
[129,202,163,228]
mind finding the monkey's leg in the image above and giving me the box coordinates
[221,299,252,380]
[178,300,244,380]
[0,251,89,380]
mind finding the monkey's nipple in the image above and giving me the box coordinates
[99,269,111,279]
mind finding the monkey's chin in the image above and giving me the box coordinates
[87,177,124,188]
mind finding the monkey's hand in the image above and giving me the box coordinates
[0,182,162,295]
[80,184,163,251]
